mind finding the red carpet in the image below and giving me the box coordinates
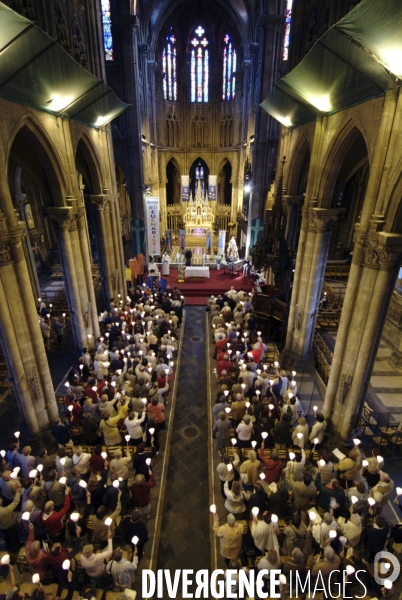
[144,267,253,305]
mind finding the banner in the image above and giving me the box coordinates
[181,175,190,202]
[218,230,226,255]
[208,175,217,201]
[179,229,186,251]
[164,229,172,251]
[145,197,160,256]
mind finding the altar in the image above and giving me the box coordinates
[185,266,210,278]
[183,179,214,246]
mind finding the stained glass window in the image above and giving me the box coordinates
[100,0,113,61]
[190,26,209,102]
[222,34,236,101]
[282,0,293,61]
[162,31,177,101]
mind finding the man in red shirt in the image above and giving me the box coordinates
[157,371,173,401]
[217,355,232,377]
[85,379,99,404]
[40,489,71,542]
[258,443,283,484]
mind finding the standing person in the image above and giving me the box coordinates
[162,252,170,276]
[213,513,243,566]
[122,510,149,560]
[185,248,192,266]
[100,411,122,446]
[40,318,51,350]
[130,467,156,522]
[0,488,21,552]
[213,412,231,456]
[80,529,113,594]
[52,318,64,344]
[105,547,138,591]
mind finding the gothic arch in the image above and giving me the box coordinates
[165,157,181,205]
[384,164,402,233]
[317,118,369,208]
[75,133,103,195]
[287,133,311,196]
[7,115,66,207]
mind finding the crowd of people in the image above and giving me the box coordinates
[0,282,185,600]
[208,287,402,599]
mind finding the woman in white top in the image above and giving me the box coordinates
[309,414,327,445]
[223,480,248,518]
[216,454,235,499]
[292,417,309,448]
[236,415,253,449]
[340,513,362,547]
[124,411,146,446]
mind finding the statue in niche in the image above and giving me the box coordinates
[227,235,239,262]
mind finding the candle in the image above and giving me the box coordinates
[10,472,17,479]
[256,390,261,396]
[112,480,120,488]
[0,450,5,457]
[148,428,155,436]
[59,477,67,485]
[289,452,295,460]
[353,438,361,446]
[261,432,268,439]
[92,386,97,392]
[37,464,43,472]
[132,535,139,545]
[351,495,358,504]
[14,431,20,439]
[62,559,70,570]
[13,467,20,474]
[297,433,303,439]
[231,438,237,446]
[308,511,316,521]
[259,473,265,480]
[279,575,286,585]
[251,507,259,516]
[396,487,402,495]
[292,371,296,377]
[319,459,326,467]
[329,530,337,538]
[271,514,278,523]
[1,555,10,565]
[313,438,319,445]
[68,405,74,412]
[79,480,87,488]
[346,565,355,576]
[22,512,30,520]
[245,402,250,408]
[251,441,257,448]
[313,405,318,412]
[224,390,229,397]
[29,470,38,478]
[141,398,147,405]
[362,460,368,467]
[367,497,376,506]
[79,365,84,371]
[146,458,151,466]
[101,452,107,459]
[70,513,80,522]
[268,404,274,410]
[377,455,384,463]
[210,504,216,514]
[60,458,66,466]
[227,464,233,472]
[32,575,40,584]
[105,517,113,526]
[125,435,131,444]
[274,361,279,367]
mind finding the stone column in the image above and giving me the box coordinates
[284,201,342,358]
[0,215,58,436]
[76,206,100,339]
[282,195,304,251]
[324,232,402,440]
[90,195,114,302]
[46,208,87,347]
[104,188,125,299]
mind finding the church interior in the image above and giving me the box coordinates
[0,0,402,597]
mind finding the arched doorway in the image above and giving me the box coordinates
[189,157,209,202]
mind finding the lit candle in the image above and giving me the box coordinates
[79,480,87,488]
[62,559,70,570]
[271,514,278,523]
[0,555,10,565]
[257,331,261,336]
[101,452,107,459]
[353,439,361,446]
[268,404,274,410]
[22,512,30,521]
[105,517,113,526]
[274,361,279,367]
[146,458,151,466]
[112,480,120,489]
[59,477,67,485]
[259,473,265,480]
[224,390,229,397]
[351,495,358,504]
[70,513,80,522]
[367,497,376,506]
[362,460,368,467]
[227,464,233,472]
[396,487,402,495]
[37,464,43,472]
[231,438,237,446]
[210,504,216,514]
[148,428,155,436]
[13,467,20,474]
[261,432,268,439]
[313,437,319,446]
[245,402,250,409]
[313,405,318,412]
[251,441,257,448]
[377,455,384,463]
[32,575,40,584]
[297,433,303,439]
[0,450,5,457]
[79,365,84,371]
[132,535,139,545]
[68,405,74,412]
[289,452,295,460]
[346,565,355,576]
[251,507,259,517]
[319,459,326,467]
[279,575,286,585]
[125,435,131,445]
[29,469,37,478]
[329,530,337,539]
[141,398,147,405]
[292,371,296,377]
[14,431,20,439]
[308,511,316,521]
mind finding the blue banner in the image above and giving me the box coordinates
[218,230,226,255]
[208,175,217,201]
[181,175,190,202]
[164,229,172,251]
[179,229,186,251]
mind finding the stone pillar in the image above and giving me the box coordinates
[0,215,58,436]
[76,206,100,339]
[90,195,114,302]
[104,188,125,299]
[284,201,342,358]
[282,195,304,251]
[46,208,87,347]
[324,232,402,440]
